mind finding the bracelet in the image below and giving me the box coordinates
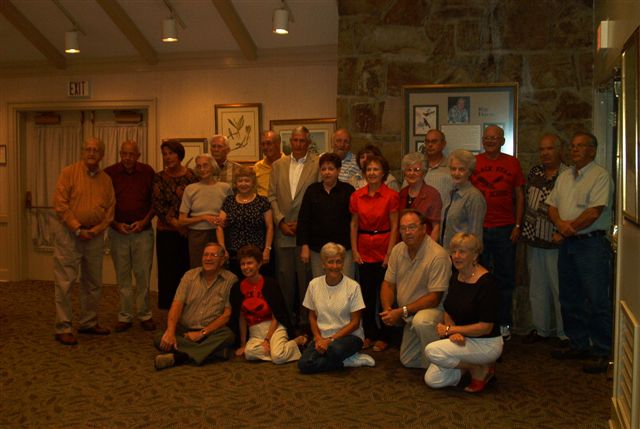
[328,336,335,342]
[515,224,521,228]
[201,328,207,336]
[445,325,450,337]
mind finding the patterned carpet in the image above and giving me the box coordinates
[0,281,611,428]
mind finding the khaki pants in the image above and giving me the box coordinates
[53,223,105,334]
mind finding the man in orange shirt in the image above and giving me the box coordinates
[53,137,115,345]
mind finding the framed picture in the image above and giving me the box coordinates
[413,105,438,135]
[215,103,262,162]
[415,138,425,154]
[0,145,6,165]
[161,138,208,169]
[402,83,518,157]
[269,118,337,156]
[622,28,639,224]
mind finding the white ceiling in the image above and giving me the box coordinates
[0,0,338,73]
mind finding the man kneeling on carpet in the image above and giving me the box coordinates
[297,242,375,373]
[154,242,236,370]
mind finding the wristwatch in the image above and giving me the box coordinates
[402,306,409,318]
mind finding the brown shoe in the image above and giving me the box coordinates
[140,319,156,331]
[114,321,132,332]
[55,333,78,345]
[78,324,111,335]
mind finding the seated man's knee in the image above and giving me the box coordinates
[412,308,442,328]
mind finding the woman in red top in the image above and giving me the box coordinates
[232,245,307,364]
[349,155,399,351]
[398,152,442,242]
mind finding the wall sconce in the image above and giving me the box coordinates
[272,8,289,35]
[65,31,80,54]
[162,18,178,42]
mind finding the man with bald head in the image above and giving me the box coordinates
[53,137,115,345]
[105,140,156,333]
[471,125,525,340]
[210,134,241,185]
[255,130,284,197]
[521,134,568,344]
[331,128,360,183]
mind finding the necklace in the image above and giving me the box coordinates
[237,193,255,204]
[459,267,477,283]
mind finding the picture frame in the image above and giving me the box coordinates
[215,103,262,162]
[269,118,337,156]
[621,28,639,224]
[0,145,6,165]
[161,138,208,169]
[402,83,518,156]
[413,105,438,135]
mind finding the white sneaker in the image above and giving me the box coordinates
[343,353,376,368]
[500,325,511,341]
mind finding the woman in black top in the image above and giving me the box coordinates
[297,152,355,279]
[424,232,503,393]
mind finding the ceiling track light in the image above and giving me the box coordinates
[52,0,86,54]
[161,0,186,43]
[65,30,80,54]
[273,0,294,35]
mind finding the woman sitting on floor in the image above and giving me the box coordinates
[232,244,306,364]
[298,243,375,373]
[424,232,503,393]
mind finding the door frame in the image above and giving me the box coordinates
[6,99,157,281]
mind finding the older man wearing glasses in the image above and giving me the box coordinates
[471,125,525,341]
[153,242,237,370]
[379,209,451,369]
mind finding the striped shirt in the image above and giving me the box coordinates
[338,151,361,183]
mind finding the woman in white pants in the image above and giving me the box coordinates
[424,233,503,393]
[232,245,306,364]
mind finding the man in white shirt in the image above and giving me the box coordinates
[546,132,613,374]
[269,126,320,327]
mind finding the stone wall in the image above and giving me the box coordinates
[337,0,594,333]
[337,0,593,173]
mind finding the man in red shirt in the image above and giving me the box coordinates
[471,125,525,340]
[105,140,156,333]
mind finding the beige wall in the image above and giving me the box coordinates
[0,60,337,281]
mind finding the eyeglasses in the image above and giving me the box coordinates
[404,167,423,174]
[482,136,502,142]
[399,224,420,232]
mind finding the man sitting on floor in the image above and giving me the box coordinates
[154,242,237,370]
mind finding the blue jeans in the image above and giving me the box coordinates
[481,225,516,326]
[558,235,612,357]
[298,335,363,374]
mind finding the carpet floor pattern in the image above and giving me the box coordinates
[0,281,611,428]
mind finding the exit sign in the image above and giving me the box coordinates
[67,80,91,98]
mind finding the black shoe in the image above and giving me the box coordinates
[557,338,571,349]
[522,330,547,344]
[583,356,610,374]
[551,348,590,360]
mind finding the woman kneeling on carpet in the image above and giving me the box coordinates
[298,243,375,373]
[232,244,306,364]
[424,232,503,392]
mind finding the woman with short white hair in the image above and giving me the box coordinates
[440,149,486,249]
[298,243,375,373]
[178,153,232,268]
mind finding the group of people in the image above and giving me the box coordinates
[51,123,614,393]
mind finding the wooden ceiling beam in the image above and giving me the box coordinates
[211,0,257,61]
[0,0,66,69]
[95,0,158,65]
